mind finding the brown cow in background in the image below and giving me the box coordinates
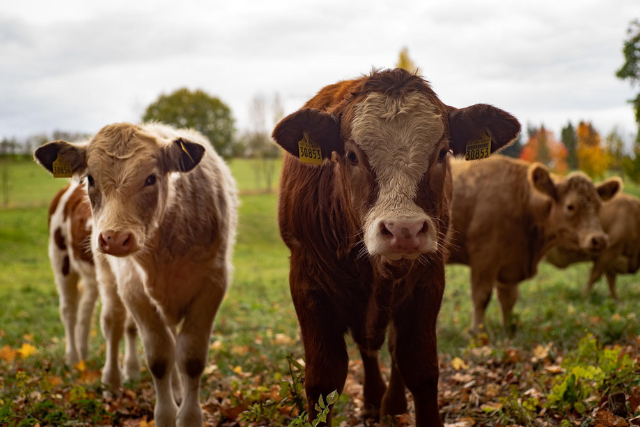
[272,68,520,426]
[546,188,638,299]
[447,156,620,334]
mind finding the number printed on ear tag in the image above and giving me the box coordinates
[52,155,73,178]
[465,132,492,161]
[298,135,323,165]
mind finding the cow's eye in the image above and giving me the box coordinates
[438,149,448,162]
[87,175,94,187]
[347,151,358,165]
[145,174,157,187]
[567,204,574,212]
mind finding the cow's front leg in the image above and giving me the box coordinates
[123,314,140,381]
[391,278,444,427]
[97,265,125,390]
[358,345,386,421]
[470,265,497,334]
[175,277,226,427]
[123,289,178,427]
[380,326,407,422]
[291,277,348,426]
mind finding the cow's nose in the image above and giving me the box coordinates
[99,231,134,256]
[380,220,429,252]
[586,234,608,252]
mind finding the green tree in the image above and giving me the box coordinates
[396,47,419,73]
[561,122,578,170]
[142,88,236,157]
[616,19,640,143]
[605,127,625,171]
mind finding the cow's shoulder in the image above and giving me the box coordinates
[49,183,71,229]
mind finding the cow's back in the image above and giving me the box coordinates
[448,156,536,279]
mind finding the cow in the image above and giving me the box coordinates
[47,181,139,378]
[545,186,638,300]
[272,68,521,426]
[35,122,238,427]
[447,155,620,334]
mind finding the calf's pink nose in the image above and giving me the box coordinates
[380,220,429,252]
[99,231,134,256]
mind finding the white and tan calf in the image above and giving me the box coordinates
[36,123,238,427]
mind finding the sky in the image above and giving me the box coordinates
[1,0,638,146]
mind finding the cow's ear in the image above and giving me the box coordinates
[529,163,557,200]
[596,177,622,201]
[272,108,343,163]
[34,140,87,176]
[163,137,206,173]
[448,104,521,156]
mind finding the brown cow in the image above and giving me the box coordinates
[546,187,638,299]
[272,68,520,426]
[447,155,620,333]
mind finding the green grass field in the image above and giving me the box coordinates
[1,158,640,426]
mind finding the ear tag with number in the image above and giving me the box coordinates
[298,134,323,165]
[52,155,73,178]
[465,131,492,161]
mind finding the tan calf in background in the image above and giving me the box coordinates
[546,189,639,299]
[447,155,620,334]
[36,122,238,427]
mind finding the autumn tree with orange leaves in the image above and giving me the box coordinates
[520,125,568,173]
[576,121,609,179]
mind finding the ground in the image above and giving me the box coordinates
[1,159,640,427]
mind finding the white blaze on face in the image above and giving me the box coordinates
[351,92,445,258]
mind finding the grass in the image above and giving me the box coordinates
[1,158,640,426]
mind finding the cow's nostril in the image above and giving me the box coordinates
[380,223,393,236]
[418,221,429,235]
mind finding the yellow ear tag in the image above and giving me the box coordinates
[52,155,73,178]
[298,135,323,165]
[465,131,492,161]
[179,139,195,163]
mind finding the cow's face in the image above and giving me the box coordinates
[35,123,205,257]
[273,69,521,264]
[529,165,620,253]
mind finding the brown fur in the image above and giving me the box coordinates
[447,155,613,333]
[546,189,637,299]
[274,69,520,426]
[48,183,68,228]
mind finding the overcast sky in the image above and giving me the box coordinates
[1,0,638,145]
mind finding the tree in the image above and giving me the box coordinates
[520,125,568,173]
[561,122,579,170]
[396,47,419,73]
[500,133,523,158]
[142,88,236,157]
[605,127,625,172]
[577,121,609,179]
[616,19,640,143]
[245,94,281,192]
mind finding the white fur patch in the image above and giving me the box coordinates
[351,92,445,257]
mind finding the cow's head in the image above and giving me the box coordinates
[528,164,621,253]
[35,123,206,257]
[273,69,521,264]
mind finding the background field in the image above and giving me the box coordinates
[1,158,640,426]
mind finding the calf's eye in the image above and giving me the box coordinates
[567,204,574,211]
[438,149,448,162]
[347,151,359,165]
[145,174,157,187]
[87,175,94,187]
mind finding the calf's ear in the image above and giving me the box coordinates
[448,104,521,156]
[163,138,206,173]
[272,108,343,163]
[596,177,622,201]
[529,163,557,199]
[34,140,87,176]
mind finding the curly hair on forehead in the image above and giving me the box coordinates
[560,172,600,204]
[92,123,157,159]
[361,68,436,99]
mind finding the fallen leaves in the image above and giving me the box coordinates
[452,357,469,371]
